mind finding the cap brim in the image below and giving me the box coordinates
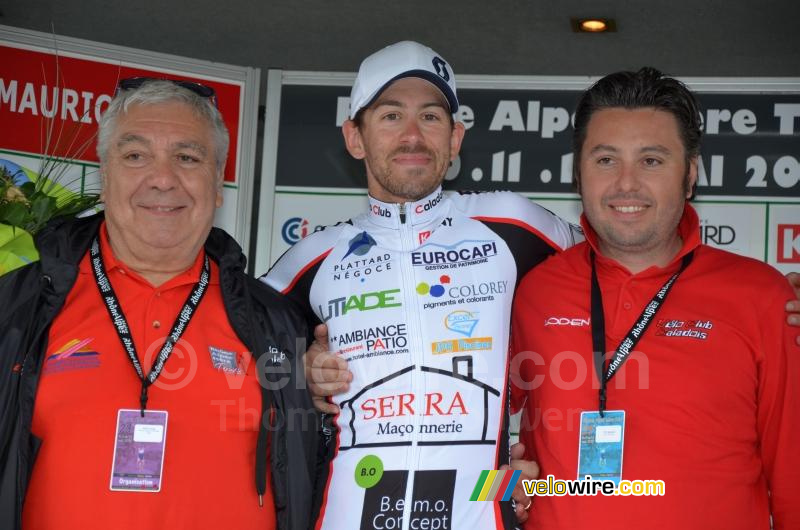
[362,69,459,115]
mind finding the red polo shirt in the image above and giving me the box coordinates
[24,223,275,529]
[511,205,800,529]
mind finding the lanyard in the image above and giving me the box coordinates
[90,236,211,415]
[590,250,693,416]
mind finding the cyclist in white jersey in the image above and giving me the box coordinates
[263,41,582,530]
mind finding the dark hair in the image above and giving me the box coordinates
[572,67,702,190]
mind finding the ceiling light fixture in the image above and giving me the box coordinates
[571,18,616,33]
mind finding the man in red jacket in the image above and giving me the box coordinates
[511,67,799,529]
[0,78,315,530]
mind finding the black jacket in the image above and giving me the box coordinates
[0,214,318,529]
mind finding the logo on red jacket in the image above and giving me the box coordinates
[777,224,800,263]
[209,346,245,375]
[544,316,590,327]
[655,318,713,340]
[43,338,101,375]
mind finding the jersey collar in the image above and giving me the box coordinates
[367,187,446,228]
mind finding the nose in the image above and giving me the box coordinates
[614,161,641,192]
[146,155,179,191]
[400,117,423,145]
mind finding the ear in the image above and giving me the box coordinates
[342,120,366,160]
[215,169,224,208]
[686,156,698,199]
[449,121,466,161]
[99,166,108,202]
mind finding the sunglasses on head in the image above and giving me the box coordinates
[116,77,218,107]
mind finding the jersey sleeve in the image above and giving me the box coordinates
[452,190,583,284]
[259,224,345,327]
[755,279,800,529]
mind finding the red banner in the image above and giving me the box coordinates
[0,44,243,183]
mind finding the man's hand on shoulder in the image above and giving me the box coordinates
[304,323,352,414]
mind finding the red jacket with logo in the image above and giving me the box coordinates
[511,204,800,530]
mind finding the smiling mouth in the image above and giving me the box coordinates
[393,155,431,165]
[142,205,184,213]
[611,205,647,213]
[392,146,434,165]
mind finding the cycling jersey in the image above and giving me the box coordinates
[263,187,580,530]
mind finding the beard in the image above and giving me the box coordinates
[366,144,448,202]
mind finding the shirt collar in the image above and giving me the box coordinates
[366,187,445,228]
[79,221,216,287]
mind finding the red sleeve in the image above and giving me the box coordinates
[510,273,540,463]
[510,275,533,414]
[756,282,800,529]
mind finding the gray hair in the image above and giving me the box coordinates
[96,79,230,173]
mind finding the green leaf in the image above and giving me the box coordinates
[20,181,36,198]
[51,193,99,217]
[0,201,28,227]
[30,194,57,222]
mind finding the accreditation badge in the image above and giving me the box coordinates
[110,409,168,492]
[577,410,625,486]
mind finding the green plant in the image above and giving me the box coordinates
[0,45,102,275]
[0,162,100,235]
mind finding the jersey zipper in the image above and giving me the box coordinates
[397,201,423,530]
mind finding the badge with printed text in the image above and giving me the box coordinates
[209,346,243,374]
[110,409,168,492]
[577,410,625,485]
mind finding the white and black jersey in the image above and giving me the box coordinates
[263,187,581,530]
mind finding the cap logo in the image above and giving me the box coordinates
[432,57,450,81]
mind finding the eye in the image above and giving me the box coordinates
[382,112,400,121]
[122,151,147,165]
[421,112,441,121]
[177,153,201,163]
[596,156,613,165]
[643,157,662,167]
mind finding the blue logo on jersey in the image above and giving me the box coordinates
[445,310,479,337]
[342,231,376,261]
[416,275,450,298]
[411,240,498,267]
